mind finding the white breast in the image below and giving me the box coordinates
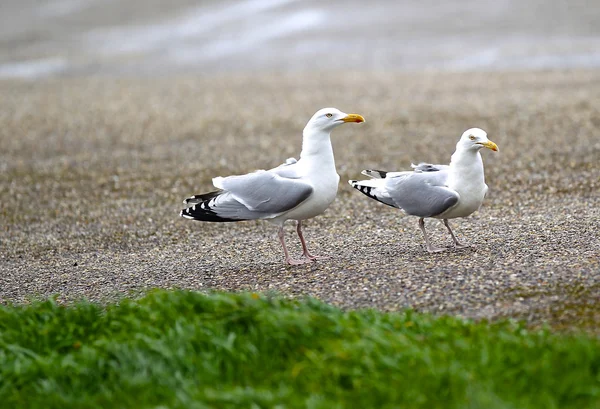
[437,151,487,219]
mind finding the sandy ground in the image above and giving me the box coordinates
[0,70,599,332]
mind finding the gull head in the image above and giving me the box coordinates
[305,108,365,133]
[458,128,499,152]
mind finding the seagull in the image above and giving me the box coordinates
[181,108,365,265]
[349,128,498,253]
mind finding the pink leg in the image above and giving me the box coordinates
[442,219,472,249]
[296,221,328,261]
[278,226,312,265]
[418,218,447,253]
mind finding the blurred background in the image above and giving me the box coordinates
[1,0,599,78]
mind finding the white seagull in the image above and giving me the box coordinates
[181,108,365,265]
[349,128,498,253]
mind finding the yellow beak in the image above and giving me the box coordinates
[341,114,365,123]
[478,140,499,152]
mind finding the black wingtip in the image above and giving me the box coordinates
[180,207,240,223]
[183,190,222,205]
[180,194,243,223]
[361,169,388,179]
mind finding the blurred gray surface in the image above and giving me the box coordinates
[1,0,600,78]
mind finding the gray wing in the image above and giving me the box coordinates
[215,168,312,215]
[271,159,302,179]
[385,170,459,217]
[411,162,450,173]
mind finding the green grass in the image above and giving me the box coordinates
[0,291,598,409]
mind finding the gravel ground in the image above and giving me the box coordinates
[1,70,599,333]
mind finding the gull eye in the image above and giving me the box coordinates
[469,135,476,140]
[325,113,333,118]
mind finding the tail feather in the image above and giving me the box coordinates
[180,190,243,222]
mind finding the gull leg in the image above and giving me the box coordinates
[278,226,312,265]
[296,221,328,261]
[443,219,472,249]
[418,218,446,253]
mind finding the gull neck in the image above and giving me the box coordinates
[300,128,334,160]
